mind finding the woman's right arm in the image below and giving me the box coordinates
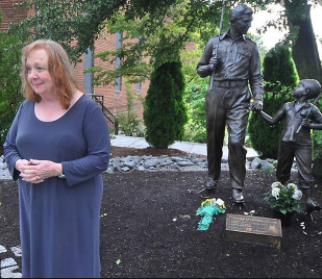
[3,104,25,181]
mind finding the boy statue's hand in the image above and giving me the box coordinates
[250,101,263,112]
[301,119,312,129]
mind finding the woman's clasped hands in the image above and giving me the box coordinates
[16,159,63,184]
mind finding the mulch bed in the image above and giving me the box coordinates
[110,146,206,158]
[1,171,322,278]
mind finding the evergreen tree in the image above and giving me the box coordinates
[248,44,299,159]
[168,54,187,141]
[144,55,187,148]
[0,10,24,155]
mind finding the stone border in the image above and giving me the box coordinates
[0,245,22,278]
[105,155,297,174]
[0,155,298,180]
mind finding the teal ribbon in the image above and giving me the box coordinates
[196,205,226,231]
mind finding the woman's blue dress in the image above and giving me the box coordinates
[3,95,110,278]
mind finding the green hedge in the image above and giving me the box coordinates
[0,10,24,155]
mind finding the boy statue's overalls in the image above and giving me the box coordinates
[259,79,322,213]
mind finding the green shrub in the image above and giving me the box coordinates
[248,44,298,159]
[117,112,143,137]
[183,81,208,143]
[263,44,299,88]
[0,10,24,155]
[144,55,187,148]
[181,49,209,143]
[313,123,322,177]
[116,81,144,137]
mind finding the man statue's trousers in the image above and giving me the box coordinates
[206,81,251,190]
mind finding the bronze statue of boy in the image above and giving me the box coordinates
[197,4,264,203]
[259,79,322,213]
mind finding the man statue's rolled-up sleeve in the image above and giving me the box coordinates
[249,45,264,101]
[197,39,213,78]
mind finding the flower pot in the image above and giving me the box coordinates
[273,210,295,227]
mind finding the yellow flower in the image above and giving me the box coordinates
[201,198,226,209]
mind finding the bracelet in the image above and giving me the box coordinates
[57,163,65,178]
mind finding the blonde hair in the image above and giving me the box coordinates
[21,40,83,109]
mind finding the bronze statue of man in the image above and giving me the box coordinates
[197,4,264,203]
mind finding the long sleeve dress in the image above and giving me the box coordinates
[3,95,110,278]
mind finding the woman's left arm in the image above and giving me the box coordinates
[3,104,25,181]
[61,104,111,187]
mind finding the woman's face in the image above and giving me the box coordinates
[26,49,55,98]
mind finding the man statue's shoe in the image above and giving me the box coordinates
[206,178,217,192]
[232,189,245,204]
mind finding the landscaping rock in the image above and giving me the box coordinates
[188,156,201,165]
[121,167,131,172]
[176,160,195,167]
[123,159,136,169]
[0,169,11,180]
[106,167,114,174]
[266,158,275,164]
[112,159,122,172]
[144,159,159,169]
[137,166,146,172]
[0,159,7,171]
[198,160,208,169]
[171,157,185,162]
[171,163,180,171]
[261,160,275,172]
[159,158,173,167]
[221,164,230,172]
[251,157,262,170]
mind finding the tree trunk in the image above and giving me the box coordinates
[288,4,322,83]
[285,0,322,177]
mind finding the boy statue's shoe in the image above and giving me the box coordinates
[305,199,322,214]
[302,189,322,214]
[206,178,218,191]
[232,189,245,204]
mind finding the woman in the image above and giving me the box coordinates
[3,40,110,278]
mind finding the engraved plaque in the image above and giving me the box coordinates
[226,214,283,249]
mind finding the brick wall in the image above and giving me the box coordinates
[1,0,149,121]
[0,0,27,31]
[1,0,195,123]
[85,29,150,119]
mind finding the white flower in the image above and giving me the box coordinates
[272,188,281,199]
[287,183,298,192]
[292,190,303,201]
[271,182,282,190]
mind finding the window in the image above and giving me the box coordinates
[136,81,142,92]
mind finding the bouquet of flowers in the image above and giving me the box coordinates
[196,198,226,231]
[264,182,303,215]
